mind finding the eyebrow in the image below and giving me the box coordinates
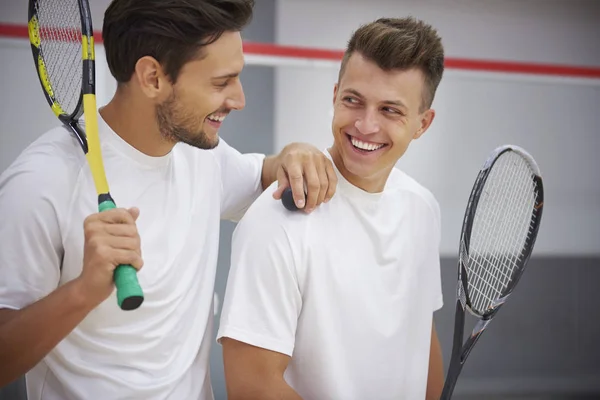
[211,72,240,80]
[343,88,407,109]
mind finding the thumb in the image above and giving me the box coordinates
[127,207,140,221]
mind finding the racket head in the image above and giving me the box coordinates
[27,0,91,131]
[457,145,544,319]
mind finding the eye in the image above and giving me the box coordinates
[214,80,229,89]
[382,107,403,116]
[342,96,359,104]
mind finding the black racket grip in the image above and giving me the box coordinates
[281,187,300,211]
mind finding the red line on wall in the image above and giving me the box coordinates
[2,23,599,79]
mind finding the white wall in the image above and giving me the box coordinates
[1,0,599,257]
[275,0,600,256]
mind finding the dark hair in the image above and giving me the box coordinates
[102,0,255,83]
[338,17,445,110]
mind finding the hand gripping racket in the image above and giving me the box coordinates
[27,0,144,310]
[440,144,544,398]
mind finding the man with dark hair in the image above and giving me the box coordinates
[0,0,336,399]
[218,17,446,399]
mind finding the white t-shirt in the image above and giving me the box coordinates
[217,150,443,400]
[0,113,264,400]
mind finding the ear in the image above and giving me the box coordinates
[414,108,435,139]
[333,83,339,106]
[133,56,172,101]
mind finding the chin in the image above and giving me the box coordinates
[346,164,377,180]
[178,132,220,150]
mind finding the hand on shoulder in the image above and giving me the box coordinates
[271,143,338,213]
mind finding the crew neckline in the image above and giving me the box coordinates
[97,110,173,168]
[325,148,387,203]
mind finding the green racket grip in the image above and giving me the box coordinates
[99,200,144,311]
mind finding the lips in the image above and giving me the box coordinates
[205,113,227,129]
[206,114,225,123]
[346,133,388,153]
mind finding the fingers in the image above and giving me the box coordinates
[85,209,139,238]
[84,207,143,269]
[303,162,320,212]
[323,158,337,203]
[300,155,335,212]
[111,249,144,270]
[272,168,289,200]
[127,207,140,221]
[286,163,306,210]
[86,235,144,271]
[79,206,144,305]
[94,207,137,225]
[316,158,331,206]
[106,235,141,254]
[275,145,339,212]
[104,223,139,239]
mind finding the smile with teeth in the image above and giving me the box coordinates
[349,135,386,152]
[206,114,226,123]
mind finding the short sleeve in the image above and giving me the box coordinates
[217,199,301,357]
[426,197,443,312]
[0,160,63,310]
[211,138,266,222]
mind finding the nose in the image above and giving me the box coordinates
[354,109,380,135]
[226,79,246,111]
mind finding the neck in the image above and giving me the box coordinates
[99,86,175,157]
[328,145,391,193]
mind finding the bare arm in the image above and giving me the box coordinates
[222,337,303,400]
[0,207,143,387]
[0,279,99,386]
[426,320,444,400]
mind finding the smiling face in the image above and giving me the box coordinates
[329,52,436,193]
[157,31,246,149]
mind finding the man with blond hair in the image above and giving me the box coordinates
[217,16,446,400]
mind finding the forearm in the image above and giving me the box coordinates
[426,323,445,400]
[0,278,97,386]
[222,337,302,400]
[261,154,279,190]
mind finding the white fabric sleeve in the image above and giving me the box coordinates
[0,162,63,310]
[217,205,302,357]
[211,138,266,222]
[427,198,444,312]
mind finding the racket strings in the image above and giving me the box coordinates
[34,0,82,116]
[469,154,536,307]
[472,163,529,286]
[468,160,532,309]
[466,152,538,315]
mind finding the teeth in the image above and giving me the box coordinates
[351,137,384,151]
[207,115,225,122]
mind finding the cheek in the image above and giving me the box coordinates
[391,117,421,141]
[387,125,412,148]
[177,84,222,116]
[191,92,216,115]
[332,107,355,129]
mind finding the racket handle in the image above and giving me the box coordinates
[98,199,145,311]
[113,264,144,310]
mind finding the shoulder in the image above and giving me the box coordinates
[0,125,85,214]
[206,137,257,167]
[205,137,265,180]
[388,167,441,227]
[233,182,309,246]
[3,125,85,179]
